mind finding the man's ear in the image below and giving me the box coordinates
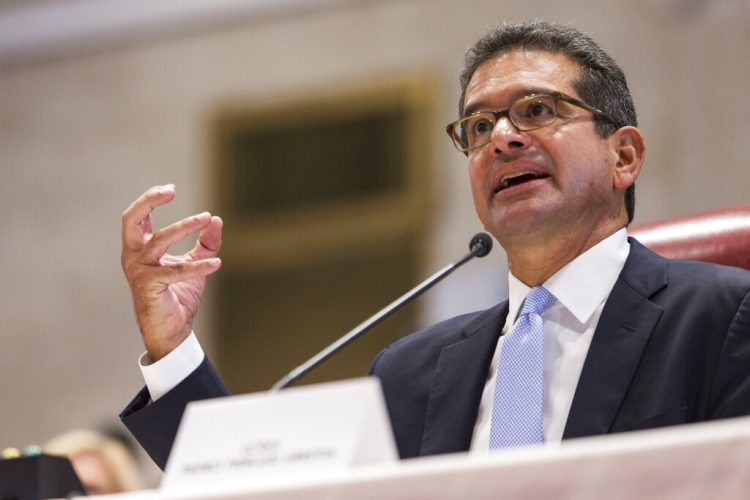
[610,126,645,192]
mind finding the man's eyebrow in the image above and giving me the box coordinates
[462,86,558,117]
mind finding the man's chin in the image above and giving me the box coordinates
[484,211,559,245]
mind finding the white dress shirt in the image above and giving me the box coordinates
[470,228,630,451]
[139,332,204,401]
[139,230,630,449]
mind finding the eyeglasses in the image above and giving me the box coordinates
[446,91,614,154]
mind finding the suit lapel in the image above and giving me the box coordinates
[419,302,508,455]
[563,238,667,439]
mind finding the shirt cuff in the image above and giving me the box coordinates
[138,332,205,401]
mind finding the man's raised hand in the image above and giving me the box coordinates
[121,185,222,361]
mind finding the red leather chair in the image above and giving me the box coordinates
[629,205,750,271]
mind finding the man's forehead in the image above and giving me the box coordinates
[463,50,581,111]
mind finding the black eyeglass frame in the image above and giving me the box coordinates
[446,91,616,154]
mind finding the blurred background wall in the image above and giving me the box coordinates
[1,0,748,483]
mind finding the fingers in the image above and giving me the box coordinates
[121,185,223,288]
[161,257,222,284]
[191,216,223,261]
[131,256,222,290]
[139,211,214,265]
[122,184,176,253]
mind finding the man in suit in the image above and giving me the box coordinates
[119,22,750,469]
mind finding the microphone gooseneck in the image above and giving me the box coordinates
[270,233,494,391]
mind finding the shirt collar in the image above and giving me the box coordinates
[507,228,630,324]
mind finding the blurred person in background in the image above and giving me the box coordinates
[44,429,144,495]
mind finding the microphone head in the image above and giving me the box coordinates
[469,232,493,257]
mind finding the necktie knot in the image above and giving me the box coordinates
[520,286,556,317]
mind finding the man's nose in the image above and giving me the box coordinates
[490,116,531,153]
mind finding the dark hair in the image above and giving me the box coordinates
[459,21,637,223]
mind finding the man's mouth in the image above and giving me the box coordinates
[495,171,551,192]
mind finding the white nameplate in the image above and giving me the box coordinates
[161,377,398,489]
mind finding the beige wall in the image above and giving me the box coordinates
[0,0,748,475]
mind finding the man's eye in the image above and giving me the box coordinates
[524,100,555,118]
[472,118,494,134]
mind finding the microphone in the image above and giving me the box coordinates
[270,232,493,391]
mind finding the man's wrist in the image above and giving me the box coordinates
[139,332,205,401]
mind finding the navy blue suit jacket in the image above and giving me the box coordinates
[121,239,750,468]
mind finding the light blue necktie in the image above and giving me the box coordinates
[489,286,556,449]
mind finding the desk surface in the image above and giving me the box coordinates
[90,416,750,500]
